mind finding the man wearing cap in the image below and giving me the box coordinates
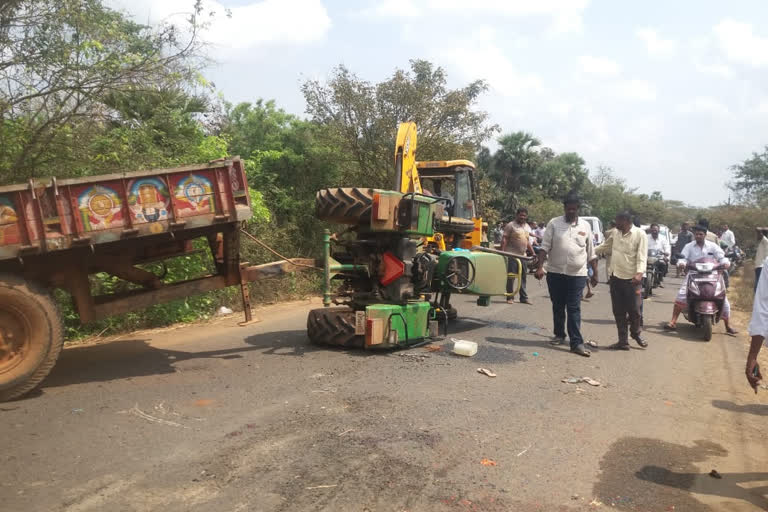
[535,192,598,357]
[664,225,738,335]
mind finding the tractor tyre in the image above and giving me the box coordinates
[0,274,63,401]
[315,188,374,224]
[436,215,475,235]
[307,307,363,348]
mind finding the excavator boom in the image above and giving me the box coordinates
[394,122,422,194]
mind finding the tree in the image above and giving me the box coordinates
[489,132,541,199]
[301,60,498,187]
[0,0,208,183]
[730,146,768,204]
[483,132,589,216]
[536,152,589,200]
[219,101,344,257]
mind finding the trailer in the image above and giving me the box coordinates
[0,157,309,401]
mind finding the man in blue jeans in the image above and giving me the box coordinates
[535,193,599,357]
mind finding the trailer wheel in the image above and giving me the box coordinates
[307,307,363,348]
[315,188,374,224]
[436,215,475,235]
[0,274,63,401]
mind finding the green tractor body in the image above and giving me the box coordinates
[308,187,517,349]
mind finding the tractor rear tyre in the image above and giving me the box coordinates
[315,188,374,224]
[0,274,63,401]
[436,215,475,235]
[307,307,363,348]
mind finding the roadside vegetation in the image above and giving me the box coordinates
[2,0,765,339]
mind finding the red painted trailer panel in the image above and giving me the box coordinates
[0,158,251,260]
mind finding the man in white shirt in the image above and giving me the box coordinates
[754,227,768,293]
[664,225,737,335]
[535,193,598,357]
[647,223,671,286]
[746,258,768,392]
[720,224,736,249]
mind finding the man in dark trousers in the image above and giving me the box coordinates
[502,207,534,304]
[596,211,648,350]
[535,193,598,357]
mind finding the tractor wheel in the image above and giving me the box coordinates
[436,215,475,235]
[307,307,363,348]
[0,274,63,401]
[315,188,374,224]
[702,315,713,342]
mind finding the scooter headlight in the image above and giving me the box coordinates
[695,262,715,272]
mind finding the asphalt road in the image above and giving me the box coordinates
[2,269,768,511]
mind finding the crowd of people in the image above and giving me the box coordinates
[493,195,768,393]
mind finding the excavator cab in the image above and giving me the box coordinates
[394,123,481,249]
[418,160,481,249]
[417,161,476,219]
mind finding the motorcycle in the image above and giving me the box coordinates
[681,256,727,341]
[643,249,664,299]
[724,245,743,270]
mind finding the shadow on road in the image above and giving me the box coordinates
[594,437,768,510]
[484,336,583,356]
[645,322,718,343]
[37,329,340,394]
[711,399,768,417]
[582,317,616,326]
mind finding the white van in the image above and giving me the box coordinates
[581,216,605,246]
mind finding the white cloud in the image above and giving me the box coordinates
[757,100,768,115]
[108,0,331,51]
[578,55,620,75]
[618,79,656,101]
[713,18,768,68]
[695,62,733,78]
[360,0,422,18]
[678,96,730,116]
[636,28,677,57]
[437,28,542,97]
[548,102,573,117]
[358,0,589,34]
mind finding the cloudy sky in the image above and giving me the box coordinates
[109,0,768,206]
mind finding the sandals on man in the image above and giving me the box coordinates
[570,344,591,357]
[663,323,677,331]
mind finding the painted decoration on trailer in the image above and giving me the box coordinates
[127,177,170,223]
[0,195,20,245]
[76,184,123,231]
[172,173,215,216]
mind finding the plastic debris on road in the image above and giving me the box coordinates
[451,338,477,356]
[561,376,601,387]
[477,368,497,378]
[480,458,497,466]
[216,306,234,316]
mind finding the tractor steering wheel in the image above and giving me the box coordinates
[445,256,476,290]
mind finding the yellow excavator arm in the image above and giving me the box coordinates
[394,122,422,194]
